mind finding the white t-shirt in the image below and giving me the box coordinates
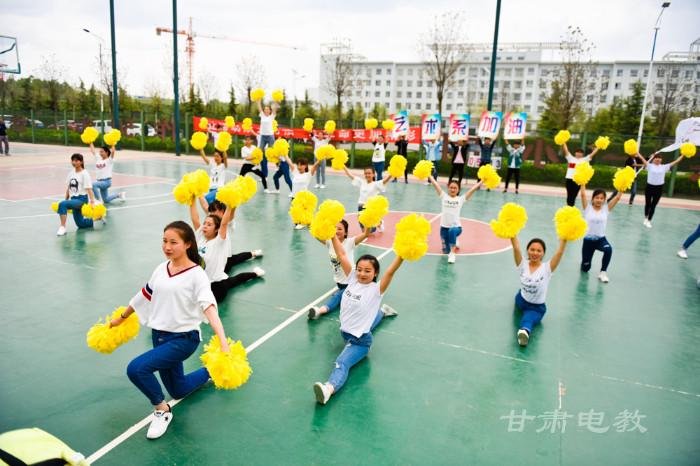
[129,261,217,334]
[584,204,609,238]
[352,177,386,205]
[565,154,590,179]
[518,261,552,305]
[196,228,231,283]
[240,145,257,166]
[326,237,357,285]
[339,270,383,338]
[646,163,670,186]
[209,160,226,189]
[66,169,93,197]
[259,113,274,136]
[372,143,386,163]
[95,156,113,180]
[291,169,312,196]
[440,192,464,228]
[313,136,330,155]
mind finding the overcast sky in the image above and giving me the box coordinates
[3,0,699,102]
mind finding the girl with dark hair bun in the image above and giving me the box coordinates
[634,150,685,228]
[55,153,99,236]
[198,147,228,204]
[579,185,622,283]
[88,141,125,204]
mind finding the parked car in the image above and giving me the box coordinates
[92,120,113,133]
[126,123,156,137]
[52,120,83,131]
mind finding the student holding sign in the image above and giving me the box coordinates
[503,139,525,194]
[448,139,468,187]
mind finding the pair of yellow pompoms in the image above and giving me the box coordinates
[490,203,528,239]
[289,191,318,225]
[80,127,99,144]
[477,164,501,189]
[80,203,107,219]
[413,160,433,180]
[393,214,431,261]
[215,176,258,208]
[358,195,389,228]
[310,200,346,241]
[173,169,211,205]
[388,155,407,178]
[315,145,335,161]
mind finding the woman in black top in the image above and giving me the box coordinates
[448,139,468,187]
[394,134,409,183]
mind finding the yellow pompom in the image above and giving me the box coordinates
[191,169,212,197]
[173,183,193,205]
[388,155,408,178]
[358,195,389,228]
[198,117,209,131]
[224,116,235,128]
[266,146,280,164]
[215,132,232,152]
[92,203,106,219]
[250,88,265,102]
[216,175,258,208]
[393,213,431,261]
[324,120,336,134]
[80,127,99,144]
[554,129,571,146]
[289,191,318,225]
[51,201,59,212]
[331,149,349,170]
[303,118,314,132]
[250,147,263,165]
[271,89,284,102]
[272,119,279,133]
[623,139,638,156]
[382,119,395,131]
[680,142,696,158]
[273,138,290,156]
[310,200,346,241]
[572,161,595,186]
[413,160,433,180]
[86,306,140,354]
[477,164,502,189]
[554,206,588,241]
[364,118,378,130]
[242,118,253,131]
[594,136,611,150]
[190,131,208,150]
[103,129,121,146]
[316,144,335,161]
[489,202,528,239]
[612,166,637,192]
[200,336,252,390]
[173,169,211,204]
[81,203,93,218]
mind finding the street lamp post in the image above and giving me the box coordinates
[291,69,306,120]
[83,28,105,135]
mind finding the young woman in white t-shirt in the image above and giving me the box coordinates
[562,142,600,207]
[428,176,483,264]
[341,166,394,233]
[509,234,567,347]
[579,186,622,283]
[239,135,269,192]
[313,237,404,405]
[307,219,370,320]
[198,148,227,204]
[88,142,125,204]
[108,221,232,439]
[371,134,388,180]
[310,130,331,189]
[189,199,264,302]
[634,151,684,228]
[256,100,277,178]
[55,153,98,236]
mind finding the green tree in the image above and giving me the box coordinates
[227,85,237,116]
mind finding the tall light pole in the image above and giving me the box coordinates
[109,0,119,138]
[291,69,306,120]
[82,28,105,134]
[637,2,671,146]
[486,0,502,111]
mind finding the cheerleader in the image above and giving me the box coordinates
[371,134,388,180]
[311,130,331,189]
[428,176,483,264]
[256,100,277,178]
[503,139,524,194]
[307,219,370,319]
[109,221,231,439]
[579,186,622,283]
[198,148,227,204]
[678,223,700,259]
[290,157,321,229]
[394,134,409,184]
[55,153,100,236]
[341,166,394,233]
[635,151,684,228]
[509,235,567,347]
[562,142,599,206]
[88,142,126,204]
[313,235,403,405]
[271,146,293,195]
[239,135,269,192]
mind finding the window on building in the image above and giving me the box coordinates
[504,68,512,77]
[397,91,402,98]
[386,68,391,75]
[365,70,371,78]
[525,92,532,99]
[526,80,533,87]
[481,81,487,88]
[601,82,609,91]
[407,80,413,87]
[518,56,525,61]
[355,91,360,97]
[407,91,412,98]
[696,71,700,79]
[586,95,593,102]
[614,82,621,89]
[685,70,693,79]
[385,91,390,97]
[416,103,421,110]
[671,69,679,78]
[616,69,623,77]
[417,80,423,87]
[375,80,380,86]
[460,67,466,75]
[515,68,524,77]
[628,83,636,90]
[602,69,610,78]
[376,69,381,75]
[398,69,404,76]
[481,68,488,77]
[447,92,453,98]
[407,69,414,76]
[513,93,521,100]
[416,92,422,98]
[458,91,464,97]
[365,91,369,97]
[599,95,607,103]
[537,106,544,113]
[386,80,391,86]
[458,79,464,85]
[469,68,478,78]
[524,105,531,112]
[656,83,663,91]
[374,91,380,97]
[506,56,513,61]
[457,103,464,108]
[644,69,649,77]
[514,81,522,89]
[397,80,403,87]
[630,69,639,77]
[427,92,432,98]
[426,103,432,110]
[446,104,452,110]
[657,68,665,77]
[528,67,535,75]
[385,102,390,108]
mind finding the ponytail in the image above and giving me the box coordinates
[164,221,204,267]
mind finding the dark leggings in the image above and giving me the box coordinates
[505,168,521,190]
[644,184,663,220]
[211,272,259,302]
[240,164,268,189]
[581,237,612,272]
[273,161,293,191]
[449,163,465,186]
[565,178,580,207]
[225,251,253,274]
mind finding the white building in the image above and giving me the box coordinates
[318,39,700,128]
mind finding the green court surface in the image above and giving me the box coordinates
[1,153,699,465]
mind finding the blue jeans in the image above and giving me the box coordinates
[581,236,612,272]
[682,224,700,250]
[205,188,218,204]
[514,291,546,333]
[127,329,209,406]
[93,178,120,204]
[372,161,384,180]
[327,310,384,392]
[431,161,439,180]
[439,226,463,253]
[273,161,292,191]
[57,195,93,229]
[316,158,326,185]
[258,135,275,177]
[323,283,347,312]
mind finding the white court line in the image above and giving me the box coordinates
[86,214,442,464]
[0,199,175,221]
[591,373,700,399]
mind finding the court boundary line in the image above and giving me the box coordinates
[0,199,176,221]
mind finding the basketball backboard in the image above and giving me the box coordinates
[0,36,20,74]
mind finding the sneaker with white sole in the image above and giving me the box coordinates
[598,271,609,283]
[56,226,67,236]
[447,252,456,264]
[253,266,265,277]
[677,249,688,259]
[146,409,173,439]
[119,191,126,201]
[294,224,306,230]
[314,184,320,188]
[307,306,320,320]
[288,193,294,198]
[313,382,332,405]
[320,185,326,189]
[377,221,384,233]
[643,219,652,228]
[252,249,263,258]
[517,329,530,347]
[380,304,398,317]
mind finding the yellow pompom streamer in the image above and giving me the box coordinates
[198,117,209,131]
[303,118,314,132]
[80,203,93,218]
[249,147,263,165]
[594,136,611,150]
[224,116,235,129]
[190,131,208,150]
[393,213,431,261]
[80,127,99,144]
[216,175,258,208]
[388,155,408,179]
[612,166,637,192]
[51,202,72,214]
[324,120,336,134]
[477,164,502,189]
[273,138,290,157]
[200,336,252,390]
[103,129,121,146]
[310,200,346,241]
[554,129,571,146]
[413,160,433,180]
[623,139,638,156]
[86,306,140,354]
[172,169,211,205]
[680,142,696,158]
[315,144,335,161]
[382,119,395,131]
[358,195,389,228]
[266,147,280,164]
[572,161,595,186]
[272,119,278,133]
[173,183,192,205]
[271,89,284,102]
[250,88,265,102]
[554,206,588,241]
[364,118,378,130]
[289,191,318,225]
[241,118,253,131]
[489,203,528,239]
[331,149,349,170]
[215,132,232,152]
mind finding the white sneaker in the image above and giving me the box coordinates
[252,249,263,258]
[307,306,320,320]
[146,409,173,439]
[320,184,326,189]
[313,382,332,405]
[264,189,272,194]
[253,266,265,277]
[294,224,306,230]
[598,271,609,283]
[267,189,279,194]
[288,193,294,198]
[677,249,688,259]
[314,184,320,188]
[643,219,652,228]
[380,304,398,317]
[56,226,66,236]
[377,221,384,233]
[517,329,529,347]
[119,191,126,201]
[447,252,456,264]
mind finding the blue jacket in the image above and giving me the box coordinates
[423,140,443,162]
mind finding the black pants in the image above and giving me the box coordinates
[505,168,520,190]
[644,184,663,220]
[225,251,253,274]
[449,163,465,186]
[565,179,580,206]
[240,164,268,189]
[211,272,259,303]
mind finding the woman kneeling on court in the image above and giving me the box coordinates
[55,153,100,236]
[313,236,403,405]
[109,221,231,439]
